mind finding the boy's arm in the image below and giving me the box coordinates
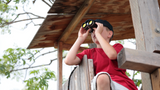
[97,35,117,60]
[64,27,90,65]
[95,23,117,60]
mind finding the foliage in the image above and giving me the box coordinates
[0,0,53,34]
[0,0,57,90]
[0,48,57,90]
[132,71,141,87]
[0,0,29,34]
[126,70,141,87]
[115,40,125,45]
[0,48,38,78]
[24,68,56,90]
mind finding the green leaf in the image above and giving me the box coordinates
[22,59,26,65]
[25,68,56,90]
[115,40,125,45]
[30,70,40,75]
[133,79,142,87]
[125,71,131,77]
[15,6,18,10]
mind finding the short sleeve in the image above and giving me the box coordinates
[113,43,123,54]
[76,49,90,60]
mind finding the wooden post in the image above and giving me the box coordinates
[129,0,160,90]
[57,42,63,90]
[151,68,160,90]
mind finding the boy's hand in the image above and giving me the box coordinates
[94,22,104,35]
[78,27,90,41]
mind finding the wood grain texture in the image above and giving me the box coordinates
[49,0,131,14]
[58,0,95,42]
[129,0,160,90]
[151,68,160,90]
[61,55,94,90]
[27,0,138,49]
[27,14,134,49]
[117,48,160,73]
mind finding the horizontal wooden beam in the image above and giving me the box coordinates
[58,0,95,42]
[117,48,160,73]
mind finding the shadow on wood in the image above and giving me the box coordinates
[61,55,94,90]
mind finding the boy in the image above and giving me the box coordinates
[64,19,138,90]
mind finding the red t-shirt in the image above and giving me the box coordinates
[76,43,138,90]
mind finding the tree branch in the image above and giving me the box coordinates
[42,0,52,7]
[34,50,58,60]
[0,12,45,28]
[10,56,65,72]
[0,17,45,27]
[5,0,12,4]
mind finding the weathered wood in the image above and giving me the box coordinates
[49,0,131,14]
[27,13,134,49]
[79,55,91,90]
[62,55,94,90]
[88,59,94,88]
[57,42,63,90]
[117,48,160,73]
[58,0,95,42]
[129,0,160,90]
[151,68,160,90]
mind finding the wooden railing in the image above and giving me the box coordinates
[61,55,94,90]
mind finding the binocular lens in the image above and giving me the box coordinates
[89,21,93,25]
[82,23,87,28]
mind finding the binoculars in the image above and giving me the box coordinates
[82,19,97,33]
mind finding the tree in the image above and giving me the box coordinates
[0,47,58,90]
[0,0,54,34]
[0,1,59,89]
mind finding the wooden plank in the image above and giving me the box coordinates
[48,0,84,14]
[61,80,68,90]
[117,48,160,73]
[62,55,94,90]
[129,0,160,90]
[79,55,91,90]
[137,0,160,52]
[88,59,94,90]
[58,0,95,42]
[151,68,160,90]
[57,42,63,90]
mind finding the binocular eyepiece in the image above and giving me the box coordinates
[82,19,97,33]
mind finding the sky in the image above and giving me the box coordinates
[0,1,141,90]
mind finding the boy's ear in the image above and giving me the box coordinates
[108,30,113,38]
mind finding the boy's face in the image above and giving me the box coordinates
[91,26,112,44]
